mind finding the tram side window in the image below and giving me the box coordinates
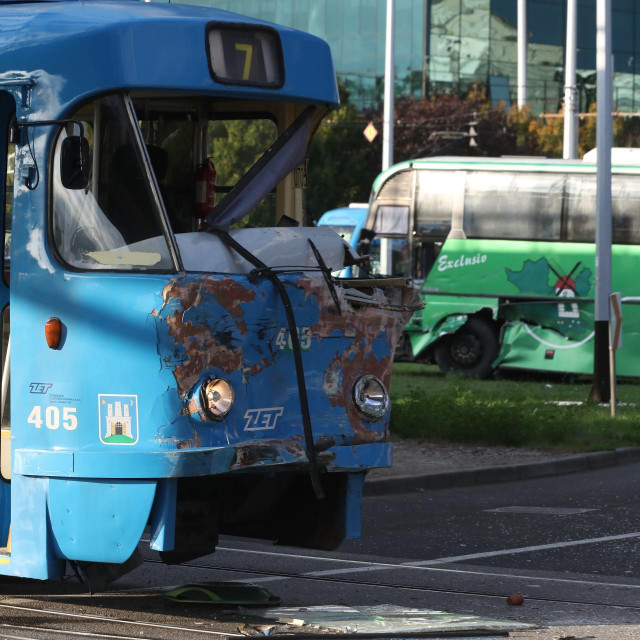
[415,170,456,237]
[52,95,174,271]
[464,171,562,241]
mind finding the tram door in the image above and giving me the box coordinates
[0,91,13,556]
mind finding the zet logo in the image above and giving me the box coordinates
[98,394,139,445]
[29,382,53,394]
[243,407,284,431]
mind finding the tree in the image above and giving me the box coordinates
[362,87,517,163]
[209,118,278,227]
[523,104,626,158]
[307,84,380,220]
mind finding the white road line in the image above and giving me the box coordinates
[410,566,640,591]
[403,531,640,568]
[218,532,640,584]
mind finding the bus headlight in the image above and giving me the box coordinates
[200,378,234,421]
[352,375,389,419]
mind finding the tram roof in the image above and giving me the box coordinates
[0,0,339,117]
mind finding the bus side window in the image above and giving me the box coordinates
[612,175,640,244]
[415,170,455,237]
[565,174,595,242]
[464,171,562,241]
[413,241,440,281]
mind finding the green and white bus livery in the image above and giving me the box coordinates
[364,154,640,378]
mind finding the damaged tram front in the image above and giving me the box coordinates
[0,0,416,582]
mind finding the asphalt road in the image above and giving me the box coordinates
[0,464,640,639]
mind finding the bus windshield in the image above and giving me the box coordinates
[52,93,317,272]
[368,237,410,277]
[327,224,355,243]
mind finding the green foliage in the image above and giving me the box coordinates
[390,364,640,451]
[505,105,542,155]
[387,87,516,161]
[521,104,627,158]
[308,84,640,214]
[209,118,278,227]
[307,83,380,220]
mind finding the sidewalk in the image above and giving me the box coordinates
[364,438,640,496]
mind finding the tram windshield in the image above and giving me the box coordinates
[52,93,317,272]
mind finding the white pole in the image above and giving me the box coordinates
[563,0,578,159]
[592,0,613,402]
[382,0,395,171]
[517,0,527,108]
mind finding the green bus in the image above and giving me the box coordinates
[362,153,640,378]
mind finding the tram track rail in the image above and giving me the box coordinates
[0,600,242,640]
[0,596,523,640]
[140,556,640,613]
[0,546,637,640]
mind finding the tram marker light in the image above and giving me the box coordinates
[45,317,62,350]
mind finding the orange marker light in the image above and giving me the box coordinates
[45,317,62,350]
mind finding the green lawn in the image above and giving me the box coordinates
[389,363,640,452]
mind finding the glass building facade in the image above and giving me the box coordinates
[166,0,640,114]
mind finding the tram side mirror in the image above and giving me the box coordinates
[60,136,90,189]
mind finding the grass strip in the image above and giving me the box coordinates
[390,363,640,452]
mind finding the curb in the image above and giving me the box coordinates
[363,446,640,497]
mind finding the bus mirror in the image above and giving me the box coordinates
[60,136,90,189]
[357,228,376,253]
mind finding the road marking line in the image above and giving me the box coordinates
[415,566,640,590]
[218,532,640,583]
[309,531,640,575]
[485,506,597,515]
[406,531,640,567]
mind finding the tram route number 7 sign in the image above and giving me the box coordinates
[610,292,622,350]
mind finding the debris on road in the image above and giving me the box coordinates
[248,604,535,634]
[507,593,525,606]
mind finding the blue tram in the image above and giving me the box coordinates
[0,0,415,583]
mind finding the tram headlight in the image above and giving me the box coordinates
[200,378,234,421]
[352,375,389,420]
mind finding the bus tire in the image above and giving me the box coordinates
[434,317,498,379]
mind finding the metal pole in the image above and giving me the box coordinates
[563,0,578,159]
[591,0,612,403]
[421,0,428,99]
[517,0,527,108]
[609,343,617,416]
[383,0,395,171]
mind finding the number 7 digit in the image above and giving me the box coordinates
[234,43,253,80]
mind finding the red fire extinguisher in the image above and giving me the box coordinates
[194,158,217,217]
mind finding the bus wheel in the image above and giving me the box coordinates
[434,317,498,379]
